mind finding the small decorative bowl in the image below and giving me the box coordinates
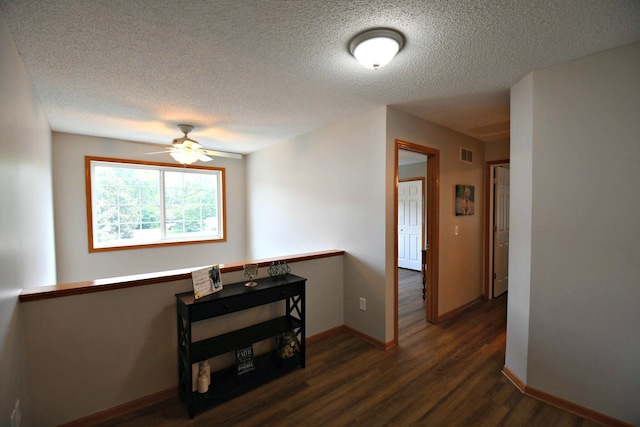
[268,261,291,279]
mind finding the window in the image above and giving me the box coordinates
[86,156,226,252]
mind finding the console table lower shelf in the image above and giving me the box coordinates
[175,274,306,418]
[188,351,301,414]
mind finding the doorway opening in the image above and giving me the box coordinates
[484,160,510,299]
[395,140,440,345]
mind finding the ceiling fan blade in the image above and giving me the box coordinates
[144,150,172,154]
[196,152,213,162]
[200,149,243,159]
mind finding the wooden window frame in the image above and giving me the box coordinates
[85,156,227,252]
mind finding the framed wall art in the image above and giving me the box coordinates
[455,185,475,216]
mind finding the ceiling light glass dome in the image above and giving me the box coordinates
[349,28,404,69]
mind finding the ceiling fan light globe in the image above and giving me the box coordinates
[170,151,198,165]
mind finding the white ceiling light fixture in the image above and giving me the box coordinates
[349,28,404,69]
[147,124,243,165]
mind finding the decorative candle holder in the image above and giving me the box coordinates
[268,261,291,279]
[243,263,258,287]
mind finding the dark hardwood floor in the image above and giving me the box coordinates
[96,269,601,426]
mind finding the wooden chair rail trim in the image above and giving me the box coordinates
[19,250,345,302]
[503,366,633,427]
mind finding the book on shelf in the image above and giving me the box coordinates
[191,265,222,299]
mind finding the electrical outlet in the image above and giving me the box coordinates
[11,399,21,427]
[359,297,366,311]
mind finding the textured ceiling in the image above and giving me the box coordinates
[2,0,639,153]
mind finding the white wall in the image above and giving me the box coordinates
[508,43,640,424]
[505,73,533,383]
[0,13,56,427]
[398,161,427,180]
[386,107,486,329]
[247,106,488,344]
[484,139,510,161]
[247,107,385,341]
[52,132,247,283]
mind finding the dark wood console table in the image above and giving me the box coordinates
[175,274,306,418]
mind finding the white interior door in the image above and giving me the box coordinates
[493,166,510,297]
[398,180,423,271]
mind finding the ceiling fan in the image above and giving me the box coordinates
[150,124,242,165]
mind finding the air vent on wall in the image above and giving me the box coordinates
[460,148,473,163]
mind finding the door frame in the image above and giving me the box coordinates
[484,159,510,299]
[398,177,425,271]
[395,140,440,344]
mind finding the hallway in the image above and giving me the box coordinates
[96,271,600,426]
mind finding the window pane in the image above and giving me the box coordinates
[94,166,117,182]
[163,170,220,240]
[96,185,118,205]
[92,163,161,247]
[167,222,183,234]
[185,221,201,233]
[119,205,140,223]
[119,224,137,240]
[95,223,118,244]
[141,206,160,224]
[166,205,184,222]
[140,186,159,204]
